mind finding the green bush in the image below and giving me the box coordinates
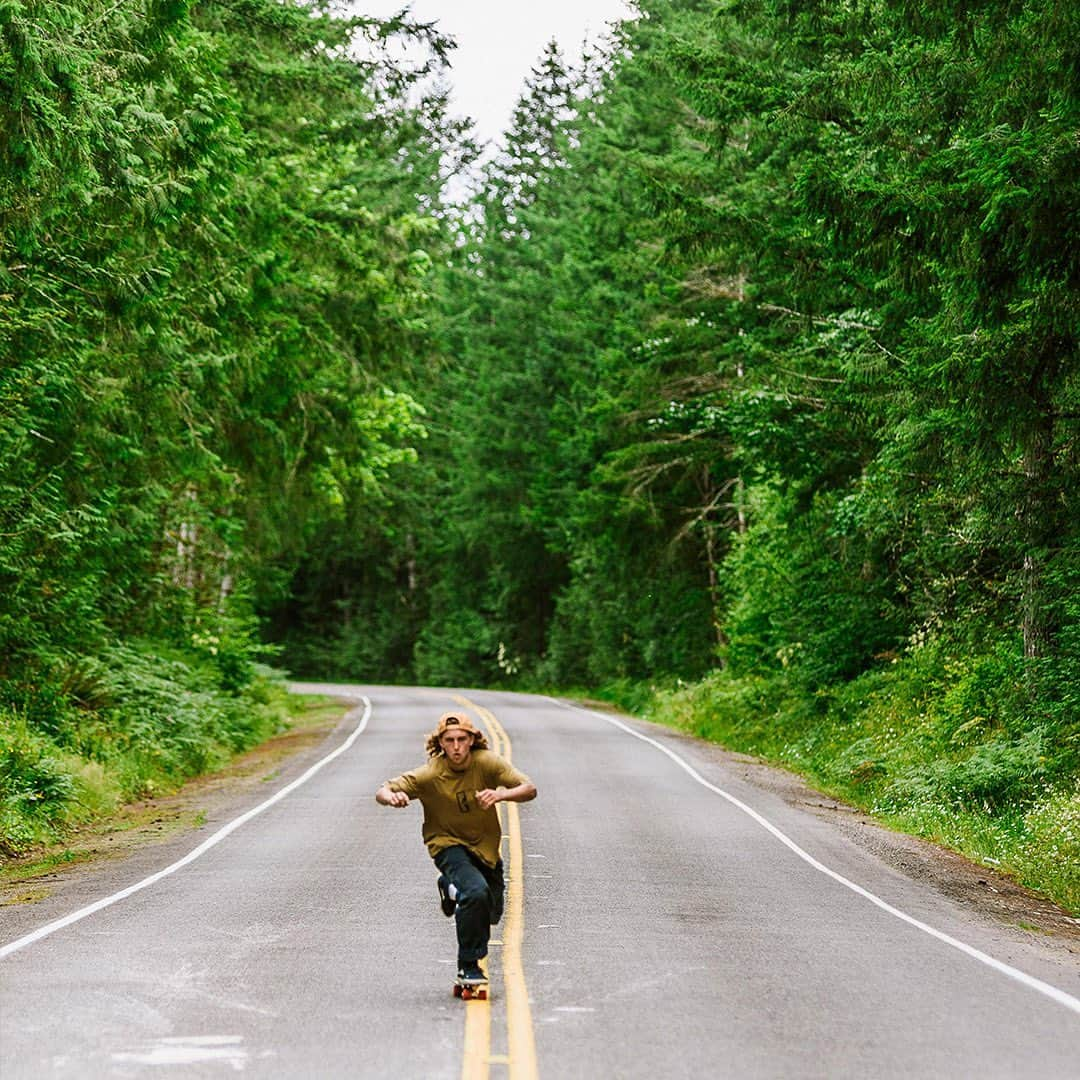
[0,712,77,855]
[720,485,904,688]
[0,643,291,855]
[888,731,1049,814]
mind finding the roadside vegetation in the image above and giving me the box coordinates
[0,653,293,855]
[0,2,459,858]
[2,2,1078,916]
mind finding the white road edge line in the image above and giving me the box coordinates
[558,699,1080,1018]
[0,695,372,961]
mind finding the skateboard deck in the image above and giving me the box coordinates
[453,977,489,1001]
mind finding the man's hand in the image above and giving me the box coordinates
[476,781,536,810]
[375,784,409,808]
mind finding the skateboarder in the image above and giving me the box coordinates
[375,711,537,994]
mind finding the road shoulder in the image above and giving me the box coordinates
[576,697,1080,958]
[0,694,357,941]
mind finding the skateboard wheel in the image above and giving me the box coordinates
[453,985,463,998]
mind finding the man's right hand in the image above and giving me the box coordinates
[376,785,410,808]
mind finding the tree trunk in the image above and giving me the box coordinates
[700,465,728,658]
[1019,407,1055,660]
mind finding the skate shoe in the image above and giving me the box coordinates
[437,874,458,917]
[456,962,486,987]
[453,961,488,1000]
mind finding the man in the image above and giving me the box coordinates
[375,711,537,990]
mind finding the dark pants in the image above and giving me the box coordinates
[434,845,505,966]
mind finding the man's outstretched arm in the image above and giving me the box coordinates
[375,784,410,807]
[476,781,537,810]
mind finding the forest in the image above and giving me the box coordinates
[2,0,1078,912]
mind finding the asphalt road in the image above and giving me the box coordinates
[2,684,1079,1078]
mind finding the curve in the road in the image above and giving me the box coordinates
[0,694,372,962]
[561,699,1080,1018]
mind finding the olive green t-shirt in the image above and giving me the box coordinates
[386,749,530,868]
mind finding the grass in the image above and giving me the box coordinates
[3,847,90,879]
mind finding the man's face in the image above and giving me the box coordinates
[439,728,474,768]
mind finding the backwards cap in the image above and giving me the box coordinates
[436,711,481,738]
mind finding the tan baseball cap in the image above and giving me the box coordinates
[436,711,481,737]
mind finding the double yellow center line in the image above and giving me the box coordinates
[454,696,539,1080]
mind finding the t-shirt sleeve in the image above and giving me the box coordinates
[386,763,431,798]
[487,755,531,790]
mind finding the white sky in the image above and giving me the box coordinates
[352,2,634,147]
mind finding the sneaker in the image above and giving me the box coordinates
[457,962,486,986]
[437,875,458,917]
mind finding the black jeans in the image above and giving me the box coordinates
[434,845,505,966]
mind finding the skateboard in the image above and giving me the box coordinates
[453,976,489,1001]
